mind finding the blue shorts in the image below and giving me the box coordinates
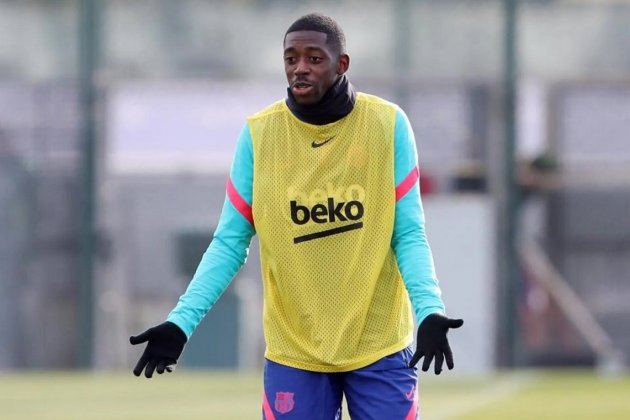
[262,347,419,420]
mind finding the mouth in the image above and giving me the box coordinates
[291,81,314,95]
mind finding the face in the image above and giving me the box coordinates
[283,30,349,105]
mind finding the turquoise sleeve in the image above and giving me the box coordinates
[391,108,445,325]
[167,124,256,338]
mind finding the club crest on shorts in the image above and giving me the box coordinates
[274,392,295,414]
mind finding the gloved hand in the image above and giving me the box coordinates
[130,321,187,378]
[408,314,463,374]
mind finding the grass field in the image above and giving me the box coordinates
[2,369,629,419]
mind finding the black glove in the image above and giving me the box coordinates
[130,321,187,378]
[409,314,463,374]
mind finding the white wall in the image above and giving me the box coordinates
[423,195,497,375]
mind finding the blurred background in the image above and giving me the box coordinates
[1,0,629,416]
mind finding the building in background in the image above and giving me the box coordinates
[0,0,629,372]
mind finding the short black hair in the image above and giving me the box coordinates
[285,13,346,55]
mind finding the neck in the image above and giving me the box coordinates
[285,74,356,125]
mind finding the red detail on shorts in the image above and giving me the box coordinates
[262,391,276,420]
[396,166,420,201]
[405,384,416,401]
[404,385,419,420]
[274,392,295,414]
[226,177,254,226]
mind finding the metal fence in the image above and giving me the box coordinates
[0,83,81,368]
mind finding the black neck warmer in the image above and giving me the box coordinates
[285,74,357,125]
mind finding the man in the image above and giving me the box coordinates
[131,13,463,420]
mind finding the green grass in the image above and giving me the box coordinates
[1,370,629,419]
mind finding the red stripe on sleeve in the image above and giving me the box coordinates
[226,177,254,226]
[395,166,420,201]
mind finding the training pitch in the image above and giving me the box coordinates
[1,370,629,419]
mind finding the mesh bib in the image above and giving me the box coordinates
[249,93,414,372]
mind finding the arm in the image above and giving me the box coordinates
[391,108,463,374]
[130,124,256,377]
[391,108,444,324]
[167,123,256,338]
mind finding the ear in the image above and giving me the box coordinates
[336,53,350,75]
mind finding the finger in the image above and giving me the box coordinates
[445,344,455,370]
[145,360,157,378]
[133,353,149,377]
[156,360,167,374]
[129,330,151,345]
[446,318,464,329]
[156,360,176,374]
[422,352,434,372]
[408,350,424,368]
[434,352,444,375]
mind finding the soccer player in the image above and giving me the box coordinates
[130,13,463,419]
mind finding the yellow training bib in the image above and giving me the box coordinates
[248,93,414,372]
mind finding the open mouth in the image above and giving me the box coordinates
[291,81,313,94]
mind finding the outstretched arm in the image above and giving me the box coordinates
[130,124,256,377]
[391,108,463,374]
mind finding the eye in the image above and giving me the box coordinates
[284,56,296,64]
[310,56,323,63]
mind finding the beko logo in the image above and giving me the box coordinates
[288,184,365,244]
[290,198,364,225]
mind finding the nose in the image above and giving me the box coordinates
[294,58,310,75]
